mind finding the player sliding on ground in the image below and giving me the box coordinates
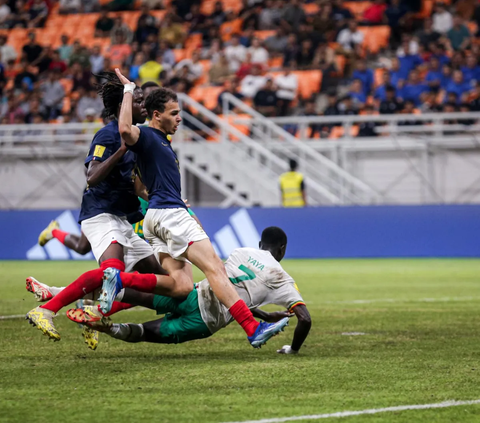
[36,228,311,352]
[96,68,289,347]
[25,74,183,346]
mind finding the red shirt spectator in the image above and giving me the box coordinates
[363,0,387,24]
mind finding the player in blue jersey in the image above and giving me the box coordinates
[25,73,186,343]
[103,68,289,348]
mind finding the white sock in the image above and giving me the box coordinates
[49,286,65,296]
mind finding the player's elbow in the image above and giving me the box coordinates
[119,124,132,138]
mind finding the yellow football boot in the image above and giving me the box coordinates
[38,220,60,247]
[25,306,60,341]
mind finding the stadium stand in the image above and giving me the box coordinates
[0,0,479,139]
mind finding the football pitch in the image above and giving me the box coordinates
[1,259,480,423]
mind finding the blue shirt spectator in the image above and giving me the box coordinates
[352,60,374,95]
[445,70,472,102]
[374,70,396,101]
[348,79,367,105]
[398,70,429,106]
[461,57,480,85]
[425,57,442,89]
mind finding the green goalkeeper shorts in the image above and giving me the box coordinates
[152,288,212,344]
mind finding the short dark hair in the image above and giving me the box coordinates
[145,87,178,118]
[141,81,159,91]
[289,158,298,171]
[261,227,287,247]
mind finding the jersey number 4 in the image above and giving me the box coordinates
[229,265,256,285]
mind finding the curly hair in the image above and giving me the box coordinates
[145,87,178,118]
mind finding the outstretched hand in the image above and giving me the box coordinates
[263,310,293,323]
[115,68,132,85]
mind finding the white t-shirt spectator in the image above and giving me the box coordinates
[90,53,104,74]
[275,73,298,101]
[225,44,247,72]
[174,59,204,80]
[337,28,364,51]
[433,11,453,34]
[0,44,18,64]
[60,0,81,9]
[248,46,269,65]
[240,75,267,98]
[0,3,11,24]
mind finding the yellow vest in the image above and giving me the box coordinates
[280,171,305,207]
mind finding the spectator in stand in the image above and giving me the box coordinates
[440,64,453,90]
[95,8,115,38]
[398,100,422,125]
[225,34,247,72]
[135,15,158,45]
[216,77,244,113]
[296,39,315,70]
[240,64,266,98]
[138,50,162,84]
[107,0,134,12]
[352,60,374,96]
[24,97,46,123]
[397,40,423,81]
[129,52,144,81]
[362,0,387,25]
[40,70,65,119]
[282,33,298,67]
[174,50,204,83]
[71,62,93,91]
[209,53,231,86]
[447,14,471,51]
[399,69,430,106]
[374,70,396,102]
[348,79,366,108]
[331,0,353,23]
[239,27,254,48]
[430,43,450,66]
[32,45,54,74]
[76,88,102,120]
[416,18,441,51]
[450,50,464,70]
[337,20,364,56]
[159,14,185,48]
[339,94,359,115]
[108,32,132,67]
[259,0,282,30]
[281,0,306,32]
[275,63,298,116]
[89,45,104,74]
[185,4,206,33]
[444,91,459,105]
[69,40,90,68]
[14,60,36,91]
[264,28,288,55]
[22,32,43,65]
[0,0,11,28]
[82,0,100,13]
[357,105,379,137]
[444,69,472,103]
[8,0,30,28]
[248,37,269,66]
[253,77,278,117]
[59,0,81,14]
[236,51,253,80]
[321,92,341,136]
[154,40,173,68]
[57,35,72,62]
[211,1,226,27]
[385,0,409,48]
[469,85,480,110]
[48,49,67,74]
[433,2,453,34]
[27,0,49,28]
[380,85,403,114]
[0,57,5,95]
[0,35,16,64]
[425,57,443,90]
[111,16,133,44]
[461,55,480,86]
[312,3,336,40]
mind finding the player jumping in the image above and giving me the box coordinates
[105,67,288,347]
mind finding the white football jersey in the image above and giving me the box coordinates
[196,248,305,333]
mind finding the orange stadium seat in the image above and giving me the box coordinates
[173,49,187,62]
[201,0,243,15]
[185,33,203,50]
[374,68,384,87]
[218,114,251,141]
[59,78,73,95]
[151,10,166,21]
[296,70,322,99]
[254,30,275,41]
[413,0,434,19]
[343,1,373,19]
[220,18,243,42]
[302,3,320,15]
[358,26,391,54]
[189,86,224,110]
[268,56,283,68]
[335,55,346,76]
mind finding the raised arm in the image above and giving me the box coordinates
[114,68,141,146]
[86,145,128,187]
[277,304,311,354]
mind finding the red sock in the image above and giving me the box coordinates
[118,272,157,293]
[40,259,126,314]
[52,229,68,244]
[41,268,104,313]
[99,302,134,316]
[229,300,259,337]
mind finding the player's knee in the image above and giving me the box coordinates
[76,244,91,255]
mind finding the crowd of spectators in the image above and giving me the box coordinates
[0,0,479,138]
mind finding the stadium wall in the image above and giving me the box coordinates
[0,205,479,259]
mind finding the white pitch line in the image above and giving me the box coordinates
[322,296,480,305]
[223,399,480,423]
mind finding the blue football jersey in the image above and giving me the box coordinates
[79,120,141,223]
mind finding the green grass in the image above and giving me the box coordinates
[2,259,480,423]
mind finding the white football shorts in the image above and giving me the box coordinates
[81,213,154,272]
[143,208,209,261]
